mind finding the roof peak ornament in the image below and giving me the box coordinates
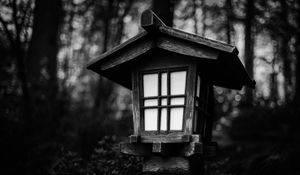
[141,10,166,31]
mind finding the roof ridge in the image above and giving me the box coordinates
[164,26,234,47]
[158,25,238,54]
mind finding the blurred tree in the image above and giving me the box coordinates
[152,0,176,27]
[295,0,300,108]
[50,0,130,157]
[91,0,133,128]
[279,0,293,103]
[0,0,65,174]
[225,0,233,44]
[26,0,63,128]
[0,0,34,118]
[192,0,199,34]
[244,0,255,105]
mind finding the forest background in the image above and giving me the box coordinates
[1,0,300,174]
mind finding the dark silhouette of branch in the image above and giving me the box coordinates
[192,0,199,34]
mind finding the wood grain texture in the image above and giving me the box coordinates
[152,142,163,153]
[156,35,219,60]
[184,63,197,135]
[132,71,141,135]
[140,133,190,143]
[158,25,238,54]
[100,38,155,71]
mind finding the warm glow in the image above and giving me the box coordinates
[144,109,158,131]
[160,108,167,131]
[170,97,185,105]
[144,99,158,106]
[161,73,167,96]
[170,71,186,95]
[142,70,187,132]
[143,74,158,97]
[170,107,184,130]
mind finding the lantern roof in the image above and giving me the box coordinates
[87,10,255,90]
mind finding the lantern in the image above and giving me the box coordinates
[87,10,255,172]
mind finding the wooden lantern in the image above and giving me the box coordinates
[87,10,255,173]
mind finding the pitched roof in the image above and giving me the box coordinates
[87,10,255,90]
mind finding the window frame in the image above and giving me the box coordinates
[139,67,188,134]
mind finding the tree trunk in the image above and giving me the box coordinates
[270,42,278,103]
[244,0,254,105]
[281,37,291,102]
[280,0,292,103]
[225,0,233,44]
[15,42,32,120]
[27,0,63,123]
[294,6,300,109]
[92,0,113,120]
[153,0,175,27]
[192,0,199,34]
[201,0,207,36]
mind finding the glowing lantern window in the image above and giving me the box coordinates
[141,69,187,132]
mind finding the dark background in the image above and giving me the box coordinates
[0,0,300,174]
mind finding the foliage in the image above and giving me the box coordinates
[49,136,143,175]
[206,106,300,175]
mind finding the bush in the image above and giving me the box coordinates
[49,136,143,175]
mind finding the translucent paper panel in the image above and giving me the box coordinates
[196,76,201,97]
[170,97,185,105]
[161,73,167,96]
[161,98,167,106]
[160,108,167,131]
[143,74,158,97]
[144,109,158,131]
[144,99,158,106]
[170,71,186,95]
[170,107,184,130]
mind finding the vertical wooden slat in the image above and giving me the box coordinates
[199,79,207,137]
[132,70,141,135]
[204,84,214,142]
[184,63,197,134]
[167,71,171,131]
[158,72,161,131]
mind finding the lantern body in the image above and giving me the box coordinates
[129,49,215,143]
[131,50,199,143]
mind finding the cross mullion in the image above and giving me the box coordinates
[142,105,186,109]
[158,72,161,132]
[142,94,185,99]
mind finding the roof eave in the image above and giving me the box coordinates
[86,31,148,71]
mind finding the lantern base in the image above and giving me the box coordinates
[120,134,205,157]
[120,134,218,158]
[120,137,218,174]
